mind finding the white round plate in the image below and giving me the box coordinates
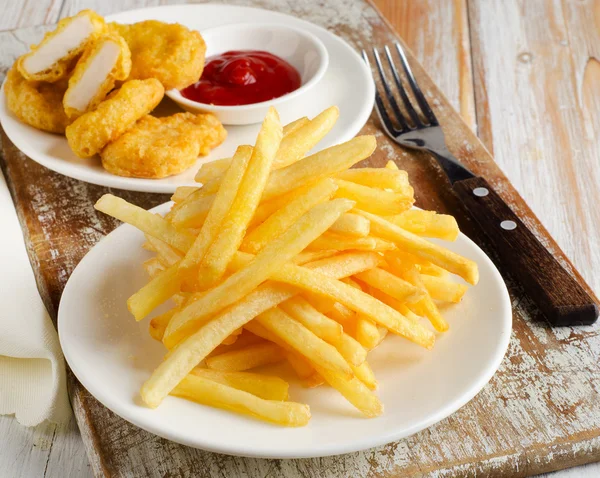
[59,203,512,459]
[0,4,374,193]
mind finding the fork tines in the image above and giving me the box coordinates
[362,42,438,134]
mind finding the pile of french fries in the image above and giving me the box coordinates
[95,106,479,427]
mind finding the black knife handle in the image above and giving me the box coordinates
[452,176,598,326]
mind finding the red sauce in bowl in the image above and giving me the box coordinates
[180,50,302,106]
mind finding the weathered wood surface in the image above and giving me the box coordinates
[1,0,599,477]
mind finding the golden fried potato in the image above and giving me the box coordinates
[18,10,106,83]
[101,112,226,178]
[66,78,164,158]
[63,32,131,119]
[112,21,205,90]
[4,66,69,134]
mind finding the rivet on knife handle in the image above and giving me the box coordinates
[453,176,599,326]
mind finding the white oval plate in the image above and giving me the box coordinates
[0,5,374,193]
[59,202,512,459]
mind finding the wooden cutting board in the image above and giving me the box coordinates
[1,1,599,476]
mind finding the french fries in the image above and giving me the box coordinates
[191,368,289,400]
[386,210,459,241]
[205,342,285,372]
[172,375,310,427]
[96,105,479,425]
[197,108,283,287]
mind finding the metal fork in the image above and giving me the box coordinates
[363,42,598,326]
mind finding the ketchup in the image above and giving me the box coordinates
[181,50,301,106]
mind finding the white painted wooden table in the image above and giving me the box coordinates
[1,0,599,476]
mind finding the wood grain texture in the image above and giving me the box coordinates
[372,0,477,132]
[0,0,62,32]
[0,414,92,477]
[0,0,599,477]
[469,0,600,300]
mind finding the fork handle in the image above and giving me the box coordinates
[452,176,598,326]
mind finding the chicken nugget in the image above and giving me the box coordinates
[18,10,106,83]
[63,33,132,119]
[100,112,226,178]
[112,21,205,90]
[4,66,69,134]
[66,78,164,158]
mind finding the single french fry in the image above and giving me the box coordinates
[351,361,377,391]
[243,320,289,349]
[172,374,309,426]
[326,302,356,327]
[329,332,367,367]
[293,250,338,266]
[180,146,253,272]
[367,286,420,325]
[194,157,232,184]
[385,160,398,170]
[328,213,370,237]
[303,251,383,277]
[418,262,449,277]
[128,262,183,321]
[315,366,383,418]
[143,257,164,278]
[307,233,395,252]
[142,251,380,407]
[302,373,326,388]
[169,192,214,228]
[164,199,354,345]
[142,241,155,252]
[395,262,448,332]
[95,195,194,252]
[358,210,479,285]
[242,178,338,254]
[355,316,381,350]
[261,136,377,201]
[205,342,285,372]
[386,210,459,241]
[307,233,376,251]
[221,334,238,345]
[198,109,283,287]
[279,296,343,343]
[342,277,363,290]
[334,179,414,215]
[149,309,176,342]
[206,331,264,358]
[191,368,289,401]
[336,168,409,192]
[257,308,353,378]
[282,116,309,136]
[420,274,468,303]
[171,186,199,204]
[355,267,424,303]
[285,351,315,379]
[386,248,449,279]
[145,235,183,267]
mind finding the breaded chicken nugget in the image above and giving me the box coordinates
[112,21,205,90]
[66,78,164,158]
[101,112,226,178]
[18,10,106,83]
[4,66,69,134]
[63,33,132,119]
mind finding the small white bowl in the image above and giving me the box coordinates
[166,23,329,125]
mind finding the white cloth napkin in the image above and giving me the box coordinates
[0,169,71,426]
